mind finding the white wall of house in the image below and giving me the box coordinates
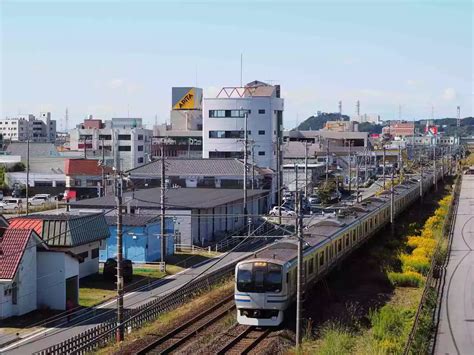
[70,241,101,278]
[0,239,37,320]
[37,252,79,311]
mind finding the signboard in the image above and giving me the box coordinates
[172,87,203,110]
[425,125,438,136]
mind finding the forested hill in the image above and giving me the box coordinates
[295,113,474,136]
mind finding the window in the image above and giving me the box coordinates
[91,248,99,259]
[258,130,265,135]
[209,130,244,139]
[258,109,266,114]
[138,157,144,164]
[118,146,131,151]
[338,239,342,252]
[309,259,314,274]
[258,151,265,156]
[12,282,17,305]
[99,134,112,140]
[75,179,82,186]
[208,110,248,118]
[118,134,131,140]
[236,262,282,293]
[209,151,244,159]
[86,179,98,187]
[319,251,325,266]
[137,145,144,151]
[78,251,88,263]
[137,134,143,140]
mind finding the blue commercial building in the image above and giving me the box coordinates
[100,215,174,263]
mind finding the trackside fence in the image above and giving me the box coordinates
[403,175,461,354]
[34,262,236,355]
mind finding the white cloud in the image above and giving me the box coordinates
[406,79,422,87]
[108,79,124,89]
[442,88,457,101]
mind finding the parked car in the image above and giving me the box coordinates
[269,206,296,217]
[307,195,321,205]
[0,198,23,211]
[28,194,52,206]
[103,258,133,282]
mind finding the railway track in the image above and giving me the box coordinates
[216,326,271,355]
[136,295,235,354]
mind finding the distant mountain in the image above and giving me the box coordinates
[295,112,474,136]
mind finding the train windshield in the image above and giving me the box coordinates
[237,262,282,293]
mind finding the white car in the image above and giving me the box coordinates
[0,198,23,211]
[269,206,296,217]
[28,194,52,206]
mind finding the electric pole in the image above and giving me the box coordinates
[433,145,437,191]
[419,149,423,199]
[304,141,308,199]
[347,141,352,194]
[115,172,124,342]
[356,153,360,202]
[295,189,304,348]
[26,138,30,215]
[390,169,394,224]
[325,139,330,184]
[276,139,282,225]
[382,146,386,190]
[243,109,250,237]
[160,142,166,268]
[101,138,106,197]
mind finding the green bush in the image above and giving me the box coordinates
[316,322,356,355]
[369,305,413,354]
[388,271,424,287]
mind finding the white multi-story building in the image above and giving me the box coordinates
[0,112,56,142]
[203,81,284,169]
[69,117,152,171]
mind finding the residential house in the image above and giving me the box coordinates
[9,213,110,278]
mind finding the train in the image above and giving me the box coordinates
[234,170,442,326]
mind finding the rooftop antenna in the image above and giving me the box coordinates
[65,108,69,132]
[338,100,342,121]
[154,114,158,127]
[356,100,360,117]
[240,53,243,87]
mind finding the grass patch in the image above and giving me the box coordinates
[388,271,424,287]
[313,323,356,355]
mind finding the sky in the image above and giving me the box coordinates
[1,0,473,130]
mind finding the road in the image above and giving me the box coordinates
[0,245,260,355]
[435,175,474,355]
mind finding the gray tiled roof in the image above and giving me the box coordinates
[127,158,261,177]
[105,214,159,226]
[71,187,269,210]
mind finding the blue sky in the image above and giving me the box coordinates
[1,0,472,130]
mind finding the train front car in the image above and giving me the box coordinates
[234,259,289,326]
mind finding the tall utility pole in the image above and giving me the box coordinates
[338,101,342,121]
[433,145,437,191]
[390,169,395,224]
[382,146,386,190]
[304,141,309,199]
[160,143,166,267]
[243,109,250,237]
[364,148,368,184]
[295,189,304,348]
[419,149,423,199]
[26,138,30,215]
[83,138,88,159]
[115,173,124,342]
[101,138,106,197]
[456,106,461,145]
[325,139,330,184]
[251,144,255,190]
[347,141,352,194]
[276,139,282,225]
[356,153,360,202]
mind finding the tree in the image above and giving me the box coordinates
[7,162,26,172]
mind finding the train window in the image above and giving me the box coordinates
[352,230,356,242]
[236,262,283,293]
[320,251,325,266]
[345,235,349,247]
[309,259,314,274]
[338,239,342,252]
[286,273,289,283]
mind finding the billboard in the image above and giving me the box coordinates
[172,87,203,110]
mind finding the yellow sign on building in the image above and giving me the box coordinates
[173,88,196,110]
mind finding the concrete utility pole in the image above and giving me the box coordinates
[356,154,360,202]
[83,138,87,159]
[26,138,30,215]
[101,138,106,197]
[251,144,255,190]
[390,169,394,224]
[304,141,309,199]
[347,141,352,194]
[382,146,386,190]
[419,149,423,199]
[433,145,438,191]
[364,148,368,184]
[115,173,124,342]
[243,110,250,237]
[276,139,282,225]
[325,139,330,184]
[295,189,304,348]
[160,143,166,267]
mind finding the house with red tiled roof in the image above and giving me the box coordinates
[64,158,114,200]
[0,225,80,320]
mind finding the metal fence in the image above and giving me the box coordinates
[34,262,236,355]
